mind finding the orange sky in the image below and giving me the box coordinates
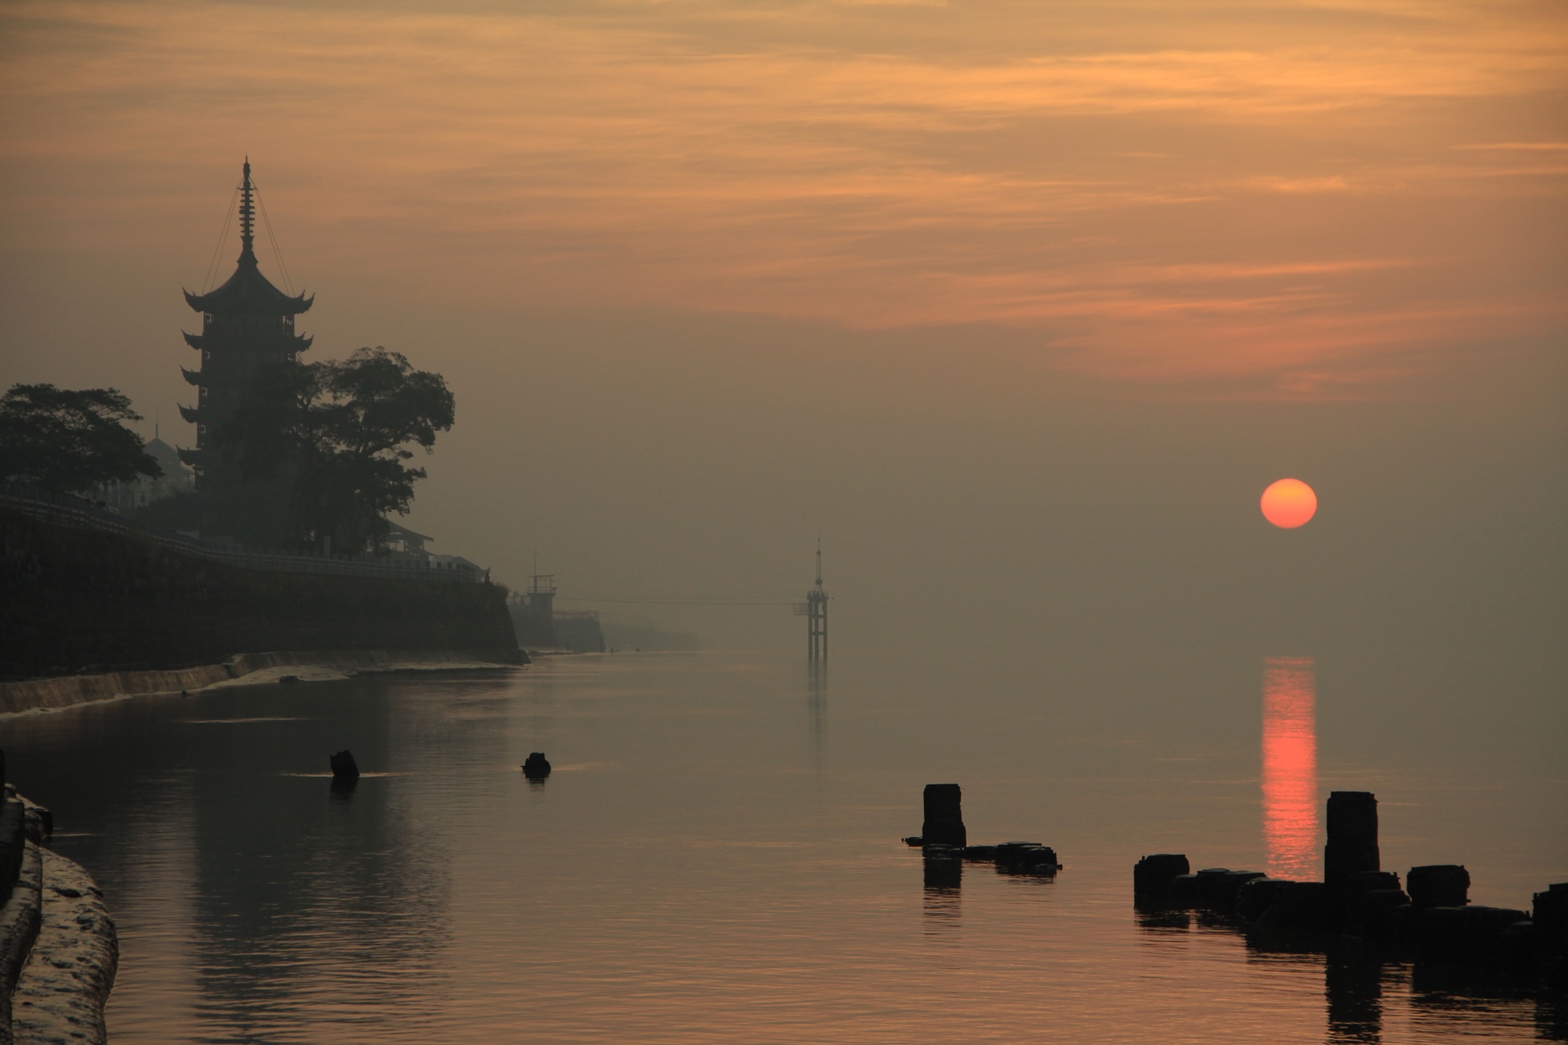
[3,0,1565,393]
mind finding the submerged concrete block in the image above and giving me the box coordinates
[1257,881,1330,931]
[921,783,966,849]
[1236,878,1288,923]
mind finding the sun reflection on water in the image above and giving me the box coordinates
[1262,656,1319,881]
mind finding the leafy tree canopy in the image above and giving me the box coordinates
[0,383,161,495]
[215,347,455,551]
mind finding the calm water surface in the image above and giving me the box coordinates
[4,648,1565,1043]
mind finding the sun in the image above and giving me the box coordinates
[1261,478,1317,529]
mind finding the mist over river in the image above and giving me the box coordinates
[5,647,1564,1043]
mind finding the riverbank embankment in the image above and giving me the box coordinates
[0,648,524,717]
[1,500,520,682]
[0,791,116,1045]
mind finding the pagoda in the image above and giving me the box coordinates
[178,160,312,540]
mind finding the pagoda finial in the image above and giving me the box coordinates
[238,157,256,260]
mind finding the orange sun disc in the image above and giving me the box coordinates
[1261,478,1317,529]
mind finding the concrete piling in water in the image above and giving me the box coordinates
[921,784,966,849]
[1325,791,1380,886]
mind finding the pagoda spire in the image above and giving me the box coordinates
[238,157,256,261]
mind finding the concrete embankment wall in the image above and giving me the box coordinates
[1,508,520,681]
[0,792,116,1045]
[0,648,521,716]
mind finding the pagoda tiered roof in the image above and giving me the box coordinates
[184,251,313,316]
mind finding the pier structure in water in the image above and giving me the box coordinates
[795,541,829,666]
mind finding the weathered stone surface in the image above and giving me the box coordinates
[0,839,43,1029]
[921,783,965,848]
[993,842,1060,875]
[522,752,552,779]
[1325,791,1379,886]
[1133,854,1190,897]
[329,749,360,780]
[1356,889,1411,941]
[1408,865,1469,909]
[11,846,118,1045]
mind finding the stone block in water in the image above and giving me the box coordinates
[522,752,552,779]
[329,750,360,780]
[1325,791,1379,886]
[1356,888,1411,941]
[1414,905,1531,966]
[1236,878,1287,923]
[921,783,966,848]
[1201,869,1265,909]
[994,842,1060,874]
[1533,882,1568,954]
[1166,873,1201,905]
[1407,864,1469,909]
[1133,854,1190,897]
[1257,881,1330,931]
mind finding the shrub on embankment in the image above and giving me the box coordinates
[0,508,518,679]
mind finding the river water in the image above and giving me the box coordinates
[4,648,1564,1043]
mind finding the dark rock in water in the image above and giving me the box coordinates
[329,775,359,795]
[1257,881,1330,931]
[1236,878,1288,923]
[1356,888,1411,941]
[1408,864,1469,909]
[1340,870,1402,933]
[1198,869,1265,908]
[961,845,998,861]
[1134,853,1191,897]
[329,750,360,780]
[903,836,924,848]
[522,752,552,779]
[279,674,301,685]
[1167,873,1201,905]
[921,783,966,848]
[1325,792,1380,887]
[994,841,1061,874]
[1413,905,1532,967]
[1534,882,1568,954]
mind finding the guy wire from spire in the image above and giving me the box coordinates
[254,180,295,296]
[201,184,240,293]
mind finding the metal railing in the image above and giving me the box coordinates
[0,485,482,584]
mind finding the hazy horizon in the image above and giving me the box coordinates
[2,0,1563,661]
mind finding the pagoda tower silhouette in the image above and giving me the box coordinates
[178,159,313,543]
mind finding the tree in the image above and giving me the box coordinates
[0,383,161,495]
[214,347,455,551]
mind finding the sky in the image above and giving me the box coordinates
[1,0,1564,661]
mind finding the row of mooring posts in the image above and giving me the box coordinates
[1133,790,1568,980]
[905,783,1063,889]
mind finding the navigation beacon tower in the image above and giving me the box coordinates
[177,160,313,538]
[804,541,828,666]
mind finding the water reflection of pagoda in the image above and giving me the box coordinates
[178,160,313,540]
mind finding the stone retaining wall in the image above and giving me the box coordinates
[0,648,523,716]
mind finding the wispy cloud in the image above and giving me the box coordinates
[0,0,1563,394]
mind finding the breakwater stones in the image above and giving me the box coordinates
[522,752,552,779]
[1132,790,1567,982]
[904,784,1063,877]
